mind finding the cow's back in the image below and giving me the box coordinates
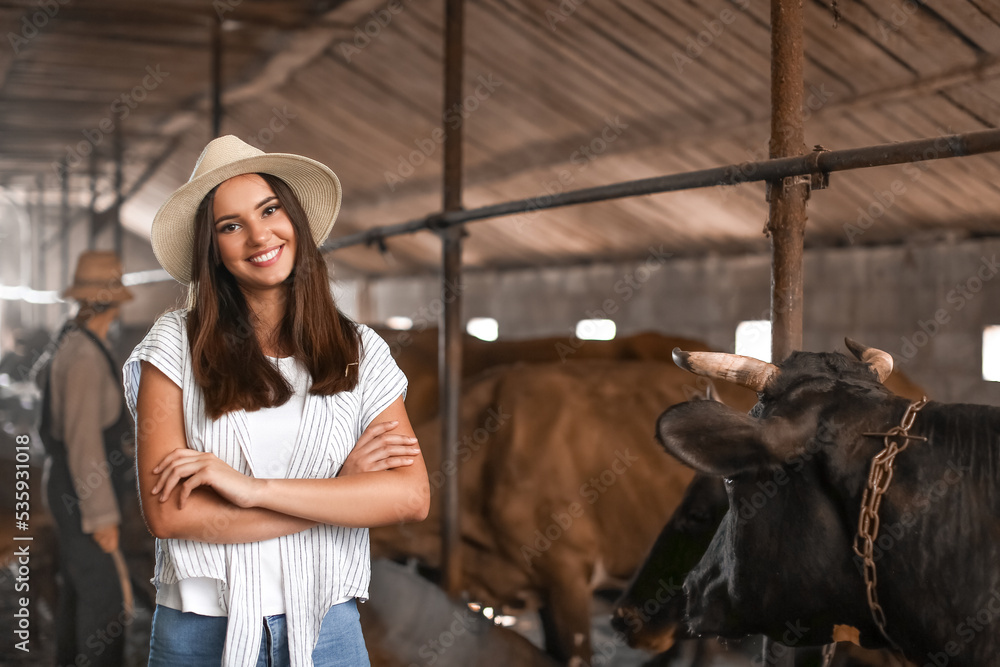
[481,360,732,582]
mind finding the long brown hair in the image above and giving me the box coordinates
[186,173,359,419]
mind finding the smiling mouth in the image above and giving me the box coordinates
[247,245,283,265]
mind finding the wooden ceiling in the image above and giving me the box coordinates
[2,0,1000,279]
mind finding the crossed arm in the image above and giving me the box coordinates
[135,361,430,544]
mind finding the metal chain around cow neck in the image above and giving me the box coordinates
[853,396,930,654]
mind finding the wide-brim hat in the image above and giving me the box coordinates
[62,250,134,303]
[150,135,342,284]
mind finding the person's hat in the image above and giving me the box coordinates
[62,251,134,303]
[150,135,343,284]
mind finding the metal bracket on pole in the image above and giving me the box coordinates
[765,149,830,202]
[428,214,468,240]
[765,174,812,203]
[366,232,389,256]
[807,146,831,192]
[426,213,447,233]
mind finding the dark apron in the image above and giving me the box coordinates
[39,323,133,514]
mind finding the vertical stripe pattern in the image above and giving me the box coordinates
[123,310,407,666]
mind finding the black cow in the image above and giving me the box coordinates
[612,472,916,667]
[655,339,997,666]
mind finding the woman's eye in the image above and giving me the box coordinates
[262,205,279,217]
[217,223,239,233]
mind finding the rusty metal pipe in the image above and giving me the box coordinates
[34,176,45,291]
[60,168,69,298]
[322,128,1000,252]
[767,0,808,363]
[88,151,98,250]
[439,0,465,598]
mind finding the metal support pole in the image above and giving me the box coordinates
[60,169,70,317]
[439,230,463,595]
[60,169,69,290]
[113,131,124,256]
[35,176,45,291]
[439,0,465,598]
[212,17,223,138]
[88,151,98,249]
[25,189,38,328]
[767,0,808,363]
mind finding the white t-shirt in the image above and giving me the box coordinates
[156,355,312,616]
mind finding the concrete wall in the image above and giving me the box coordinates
[346,237,1000,407]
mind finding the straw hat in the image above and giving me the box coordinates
[62,251,134,303]
[150,135,342,284]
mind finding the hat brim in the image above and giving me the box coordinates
[62,284,134,303]
[151,153,342,284]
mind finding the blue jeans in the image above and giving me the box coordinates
[148,600,370,666]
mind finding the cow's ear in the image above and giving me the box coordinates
[656,401,808,476]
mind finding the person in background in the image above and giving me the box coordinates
[41,250,134,667]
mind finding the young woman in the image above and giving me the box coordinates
[124,135,429,666]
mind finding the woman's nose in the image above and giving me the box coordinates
[247,220,272,245]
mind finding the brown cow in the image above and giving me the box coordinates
[371,356,757,665]
[374,326,720,426]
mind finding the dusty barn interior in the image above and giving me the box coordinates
[1,0,1000,666]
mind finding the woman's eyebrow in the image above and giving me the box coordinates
[255,195,278,210]
[214,196,278,225]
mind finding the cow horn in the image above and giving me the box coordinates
[844,337,893,383]
[671,348,778,392]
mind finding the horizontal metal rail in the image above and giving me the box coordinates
[322,127,1000,252]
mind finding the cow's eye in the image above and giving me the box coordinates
[723,477,735,487]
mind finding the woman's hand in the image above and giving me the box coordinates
[151,449,261,510]
[339,420,421,477]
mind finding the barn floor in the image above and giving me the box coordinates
[0,554,152,666]
[505,593,758,667]
[504,593,657,666]
[0,551,758,667]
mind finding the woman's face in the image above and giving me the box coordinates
[212,174,298,298]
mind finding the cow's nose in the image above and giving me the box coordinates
[610,604,643,639]
[610,605,630,632]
